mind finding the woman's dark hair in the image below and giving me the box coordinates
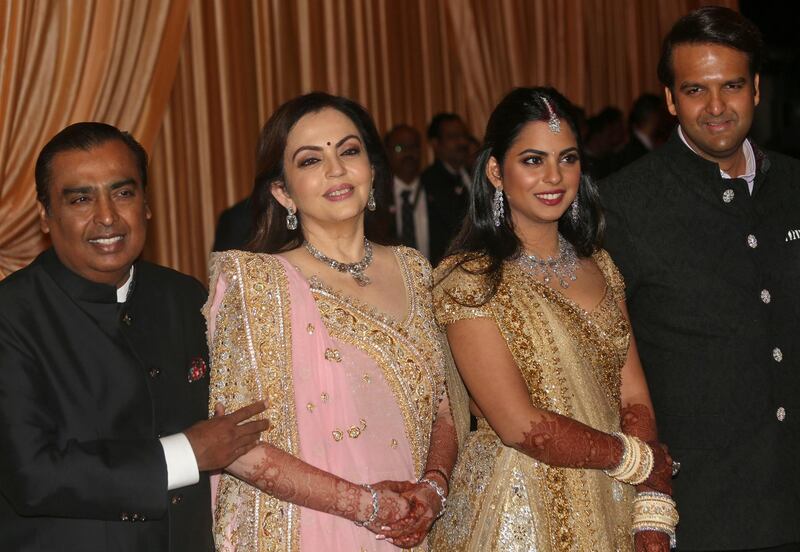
[442,86,604,303]
[657,6,764,90]
[248,92,391,252]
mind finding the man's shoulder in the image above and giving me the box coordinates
[420,160,448,182]
[762,148,800,175]
[135,261,206,302]
[599,149,675,206]
[0,257,46,305]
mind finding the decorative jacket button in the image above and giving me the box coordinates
[171,494,183,505]
[120,512,129,521]
[773,347,783,362]
[746,234,758,248]
[760,289,771,304]
[722,189,735,203]
[121,312,132,325]
[777,407,786,421]
[149,367,161,378]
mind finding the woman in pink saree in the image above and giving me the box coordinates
[205,93,468,551]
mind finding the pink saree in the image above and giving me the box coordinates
[207,250,445,551]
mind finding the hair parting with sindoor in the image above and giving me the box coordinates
[439,86,604,306]
[247,91,392,253]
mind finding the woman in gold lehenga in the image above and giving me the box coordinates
[429,88,678,552]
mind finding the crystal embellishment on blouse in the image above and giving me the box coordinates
[307,323,315,335]
[773,347,783,362]
[362,373,371,384]
[320,392,329,403]
[306,402,315,412]
[747,234,758,249]
[325,348,342,362]
[760,289,771,304]
[722,189,735,203]
[332,429,344,441]
[390,438,398,449]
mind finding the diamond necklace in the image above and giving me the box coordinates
[517,234,579,288]
[304,238,374,286]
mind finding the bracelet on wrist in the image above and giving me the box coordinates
[604,432,654,486]
[423,468,449,492]
[353,483,379,528]
[418,477,447,518]
[631,491,679,548]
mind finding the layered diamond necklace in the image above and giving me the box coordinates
[517,233,579,288]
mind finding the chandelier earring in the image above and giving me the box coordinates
[367,188,377,211]
[570,196,580,223]
[492,187,505,227]
[286,205,298,231]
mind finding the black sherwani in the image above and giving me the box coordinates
[420,159,470,264]
[0,249,214,552]
[601,131,800,550]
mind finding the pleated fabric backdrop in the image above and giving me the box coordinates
[0,0,736,282]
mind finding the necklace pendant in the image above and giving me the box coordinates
[353,272,371,286]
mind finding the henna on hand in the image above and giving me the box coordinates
[635,529,670,552]
[226,443,408,525]
[620,403,673,495]
[373,480,441,548]
[620,403,658,442]
[514,412,624,469]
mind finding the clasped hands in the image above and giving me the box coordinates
[361,476,446,549]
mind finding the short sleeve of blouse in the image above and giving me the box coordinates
[432,256,494,328]
[593,248,626,303]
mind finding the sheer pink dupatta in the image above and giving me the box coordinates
[209,255,416,551]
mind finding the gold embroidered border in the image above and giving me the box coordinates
[209,252,300,552]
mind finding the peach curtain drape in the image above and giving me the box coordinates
[0,0,190,278]
[0,0,737,282]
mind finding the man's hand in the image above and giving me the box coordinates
[184,400,269,471]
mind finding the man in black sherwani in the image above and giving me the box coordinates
[601,7,800,552]
[0,123,268,551]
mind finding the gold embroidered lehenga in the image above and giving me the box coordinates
[429,249,635,552]
[205,247,469,552]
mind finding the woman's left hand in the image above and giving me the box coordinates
[371,480,443,548]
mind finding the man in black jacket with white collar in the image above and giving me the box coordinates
[0,123,268,551]
[602,7,800,551]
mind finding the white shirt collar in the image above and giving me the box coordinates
[677,126,756,190]
[116,266,135,303]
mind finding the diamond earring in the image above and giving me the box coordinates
[492,187,505,227]
[367,189,376,211]
[286,205,298,230]
[570,197,579,223]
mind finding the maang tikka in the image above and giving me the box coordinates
[542,97,561,134]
